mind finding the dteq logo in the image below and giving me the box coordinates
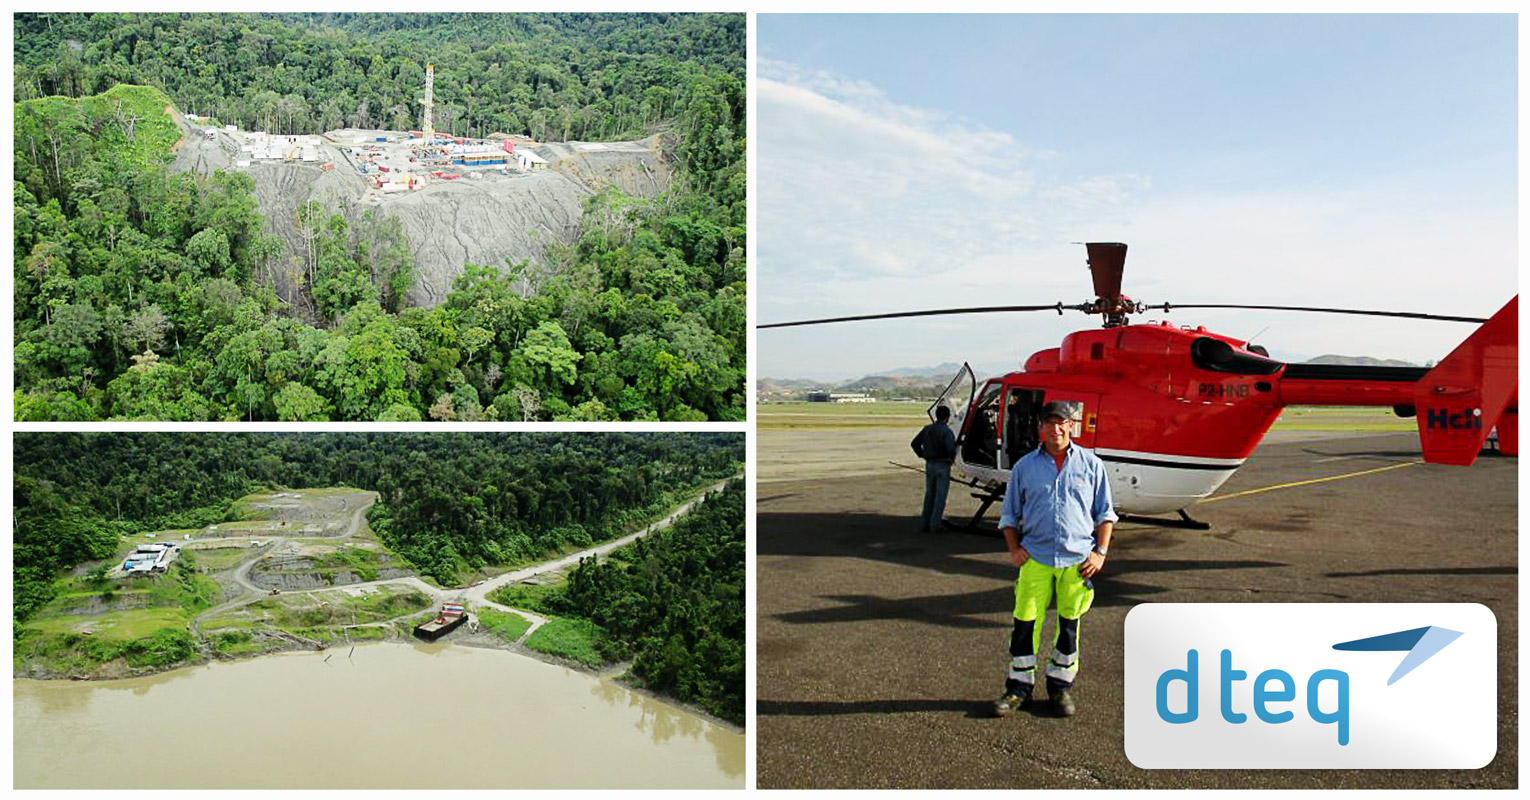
[1124,604,1496,768]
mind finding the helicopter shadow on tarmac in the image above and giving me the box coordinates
[757,511,1285,626]
[757,511,1284,723]
[755,697,997,720]
[1295,446,1426,461]
[1326,565,1517,579]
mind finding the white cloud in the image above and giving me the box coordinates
[757,59,1515,381]
[759,60,1150,330]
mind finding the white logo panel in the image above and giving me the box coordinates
[1124,603,1496,768]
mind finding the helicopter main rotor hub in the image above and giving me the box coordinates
[1083,295,1144,327]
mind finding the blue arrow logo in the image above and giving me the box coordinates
[1333,626,1463,685]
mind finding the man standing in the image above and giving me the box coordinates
[911,405,958,533]
[992,400,1116,717]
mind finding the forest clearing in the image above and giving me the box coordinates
[19,481,730,689]
[170,109,673,308]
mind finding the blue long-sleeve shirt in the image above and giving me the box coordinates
[998,444,1118,568]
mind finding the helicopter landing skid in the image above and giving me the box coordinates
[952,489,1006,534]
[1121,510,1211,531]
[950,496,1211,534]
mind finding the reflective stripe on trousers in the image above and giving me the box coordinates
[1008,654,1036,687]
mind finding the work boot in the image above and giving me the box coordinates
[992,692,1029,717]
[1051,690,1077,718]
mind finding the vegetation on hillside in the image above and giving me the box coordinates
[15,12,743,143]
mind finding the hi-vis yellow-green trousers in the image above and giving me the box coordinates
[1005,559,1095,697]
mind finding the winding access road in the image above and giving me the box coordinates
[195,479,736,644]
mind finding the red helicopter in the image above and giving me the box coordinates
[762,243,1518,529]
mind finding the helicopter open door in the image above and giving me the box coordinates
[954,386,1107,528]
[961,381,1005,472]
[1003,387,1044,468]
[929,363,976,428]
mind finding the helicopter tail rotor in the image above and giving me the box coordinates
[1085,242,1128,302]
[1412,295,1519,465]
[1082,242,1141,326]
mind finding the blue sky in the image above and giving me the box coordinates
[756,14,1517,381]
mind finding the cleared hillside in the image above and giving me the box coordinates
[168,109,672,307]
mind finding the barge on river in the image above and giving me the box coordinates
[413,602,469,641]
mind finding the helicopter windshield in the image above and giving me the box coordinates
[929,363,976,428]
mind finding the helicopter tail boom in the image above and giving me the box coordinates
[1269,296,1517,466]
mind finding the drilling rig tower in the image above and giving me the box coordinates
[422,63,435,142]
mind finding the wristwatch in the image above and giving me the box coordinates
[1092,545,1108,557]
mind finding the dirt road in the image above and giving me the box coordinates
[194,491,378,632]
[456,478,737,639]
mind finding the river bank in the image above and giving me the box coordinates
[16,624,744,735]
[15,642,744,789]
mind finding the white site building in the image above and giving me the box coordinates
[806,392,876,404]
[122,542,179,576]
[515,149,548,171]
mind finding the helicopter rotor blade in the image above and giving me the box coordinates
[1085,242,1128,301]
[759,303,1085,329]
[1153,303,1486,324]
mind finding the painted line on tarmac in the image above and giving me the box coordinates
[1202,460,1421,504]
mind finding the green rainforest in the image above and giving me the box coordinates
[13,13,745,421]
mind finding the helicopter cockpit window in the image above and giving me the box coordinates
[961,383,1003,470]
[1005,389,1044,466]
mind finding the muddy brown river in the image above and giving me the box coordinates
[14,643,743,789]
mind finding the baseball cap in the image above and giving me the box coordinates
[1041,400,1084,422]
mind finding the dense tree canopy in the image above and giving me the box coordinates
[524,480,746,723]
[15,12,743,142]
[14,14,746,420]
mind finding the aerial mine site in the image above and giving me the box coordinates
[170,72,671,307]
[16,15,746,423]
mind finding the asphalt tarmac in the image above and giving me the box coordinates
[756,431,1517,789]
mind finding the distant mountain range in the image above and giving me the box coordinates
[871,362,965,378]
[758,354,1425,396]
[758,363,971,395]
[1302,354,1426,368]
